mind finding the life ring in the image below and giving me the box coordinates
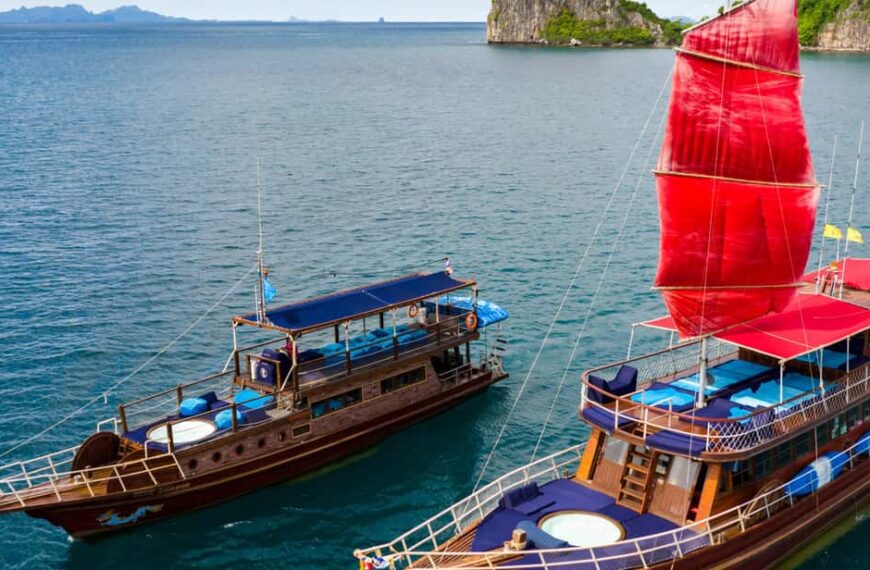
[465,312,479,331]
[407,305,419,318]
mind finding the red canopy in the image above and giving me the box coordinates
[640,294,870,361]
[802,258,870,292]
[654,0,819,338]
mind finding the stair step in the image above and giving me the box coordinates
[624,473,647,486]
[619,487,646,500]
[626,462,650,473]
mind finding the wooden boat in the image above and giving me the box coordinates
[353,1,870,568]
[0,270,509,538]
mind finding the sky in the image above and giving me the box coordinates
[0,1,725,22]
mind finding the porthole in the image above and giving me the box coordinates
[212,452,222,463]
[257,438,266,449]
[188,459,198,470]
[235,444,244,456]
[277,431,286,442]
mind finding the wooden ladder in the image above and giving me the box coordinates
[616,445,655,513]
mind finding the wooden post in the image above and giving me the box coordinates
[379,312,385,328]
[291,335,300,401]
[465,342,471,367]
[233,350,241,378]
[344,322,352,375]
[176,385,183,408]
[167,421,175,454]
[231,402,239,432]
[118,405,128,434]
[334,324,340,343]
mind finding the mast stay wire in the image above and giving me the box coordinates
[468,69,674,494]
[530,105,670,463]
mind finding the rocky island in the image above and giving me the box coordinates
[487,0,870,52]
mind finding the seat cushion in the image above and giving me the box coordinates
[234,388,275,410]
[516,520,568,550]
[179,398,207,418]
[215,409,246,431]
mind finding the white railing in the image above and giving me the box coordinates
[0,446,185,509]
[581,365,870,456]
[356,437,870,569]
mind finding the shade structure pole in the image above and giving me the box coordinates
[627,324,637,360]
[816,136,839,293]
[779,360,785,404]
[841,120,865,298]
[697,336,709,408]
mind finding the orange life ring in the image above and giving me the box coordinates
[407,305,419,318]
[465,312,479,331]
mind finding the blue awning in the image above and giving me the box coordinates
[234,272,474,334]
[435,296,509,328]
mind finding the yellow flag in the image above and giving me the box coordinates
[824,224,843,240]
[847,227,864,244]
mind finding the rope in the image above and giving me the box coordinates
[0,262,258,460]
[530,102,670,462]
[469,70,674,494]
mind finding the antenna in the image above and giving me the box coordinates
[841,121,865,298]
[815,135,838,293]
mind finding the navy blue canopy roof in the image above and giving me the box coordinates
[234,272,474,334]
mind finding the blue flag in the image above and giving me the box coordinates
[263,277,277,303]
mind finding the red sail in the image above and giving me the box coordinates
[654,0,819,338]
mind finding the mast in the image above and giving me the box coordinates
[841,121,865,298]
[256,159,267,323]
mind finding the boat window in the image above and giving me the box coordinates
[832,414,847,438]
[292,424,311,437]
[847,406,860,429]
[731,460,752,490]
[773,442,792,469]
[666,456,700,489]
[863,400,870,420]
[794,432,811,458]
[311,388,363,418]
[381,367,425,394]
[816,421,832,446]
[602,436,629,465]
[753,451,772,478]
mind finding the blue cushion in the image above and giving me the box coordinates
[215,409,246,430]
[856,431,870,456]
[500,482,539,509]
[587,375,612,404]
[514,496,556,516]
[516,520,568,550]
[179,397,207,418]
[199,391,219,405]
[610,366,638,395]
[234,388,274,410]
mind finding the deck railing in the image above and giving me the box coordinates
[0,446,185,509]
[579,342,870,457]
[355,438,870,569]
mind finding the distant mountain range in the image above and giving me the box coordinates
[0,4,190,23]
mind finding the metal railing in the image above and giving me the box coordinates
[356,438,870,569]
[580,342,870,456]
[0,446,184,509]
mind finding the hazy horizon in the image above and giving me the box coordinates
[0,1,724,22]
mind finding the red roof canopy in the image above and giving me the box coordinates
[639,294,870,361]
[802,258,870,292]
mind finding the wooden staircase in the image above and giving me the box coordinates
[617,445,659,512]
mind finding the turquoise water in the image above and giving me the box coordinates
[0,22,868,569]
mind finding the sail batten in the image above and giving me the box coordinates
[655,0,819,338]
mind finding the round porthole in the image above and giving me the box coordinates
[235,444,244,456]
[277,431,286,442]
[188,459,198,470]
[257,438,266,449]
[212,452,222,463]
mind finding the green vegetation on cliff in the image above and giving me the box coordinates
[542,1,686,46]
[798,0,865,46]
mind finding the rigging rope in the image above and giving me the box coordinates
[468,70,674,494]
[0,262,258,461]
[530,103,670,462]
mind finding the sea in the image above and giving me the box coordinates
[0,22,868,570]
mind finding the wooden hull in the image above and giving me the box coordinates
[658,456,870,570]
[24,371,504,539]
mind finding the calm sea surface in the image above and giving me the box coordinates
[0,22,868,570]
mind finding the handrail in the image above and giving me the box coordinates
[355,437,870,569]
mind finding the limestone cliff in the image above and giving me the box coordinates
[814,1,870,51]
[487,0,684,46]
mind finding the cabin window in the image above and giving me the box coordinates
[863,400,870,421]
[666,456,700,489]
[847,406,860,429]
[381,367,425,394]
[753,452,772,478]
[602,436,629,465]
[773,442,792,470]
[292,424,311,437]
[731,460,752,490]
[311,387,363,418]
[816,421,832,446]
[794,432,811,458]
[832,414,847,438]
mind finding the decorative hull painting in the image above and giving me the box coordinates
[654,0,819,338]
